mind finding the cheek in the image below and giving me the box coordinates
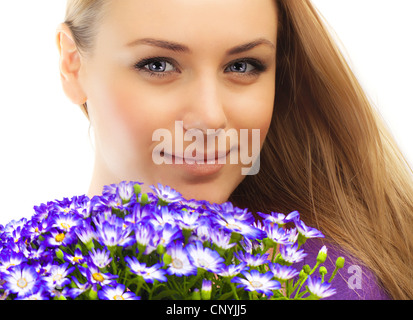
[227,82,275,146]
[87,75,167,169]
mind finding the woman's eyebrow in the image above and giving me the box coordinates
[126,38,276,54]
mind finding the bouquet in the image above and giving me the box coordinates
[0,181,344,300]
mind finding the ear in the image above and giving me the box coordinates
[56,23,87,105]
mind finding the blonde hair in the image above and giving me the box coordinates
[64,0,413,299]
[64,0,108,118]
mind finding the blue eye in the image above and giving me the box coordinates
[228,61,252,73]
[134,57,177,77]
[225,59,267,75]
[146,60,174,73]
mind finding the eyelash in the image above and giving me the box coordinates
[133,56,267,79]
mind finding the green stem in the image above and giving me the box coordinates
[230,282,240,300]
[110,249,117,275]
[293,275,308,299]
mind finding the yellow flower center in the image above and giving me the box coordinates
[6,263,15,270]
[113,295,125,300]
[73,257,83,263]
[60,223,71,230]
[92,272,105,283]
[55,233,65,242]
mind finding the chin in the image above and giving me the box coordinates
[167,176,243,205]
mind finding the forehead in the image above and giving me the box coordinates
[97,0,278,51]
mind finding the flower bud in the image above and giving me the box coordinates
[163,253,172,265]
[201,280,212,300]
[89,289,98,300]
[316,246,328,264]
[192,289,201,300]
[55,249,64,261]
[302,264,311,274]
[134,183,142,195]
[157,244,166,255]
[319,266,328,276]
[336,257,345,269]
[299,269,307,279]
[139,193,149,205]
[85,240,95,251]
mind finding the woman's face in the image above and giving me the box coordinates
[79,0,278,203]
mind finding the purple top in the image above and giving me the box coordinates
[297,239,391,300]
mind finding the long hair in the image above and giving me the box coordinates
[64,0,413,299]
[230,0,413,300]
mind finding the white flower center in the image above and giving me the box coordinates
[250,281,263,289]
[17,278,28,289]
[53,274,63,282]
[172,258,184,269]
[197,258,209,268]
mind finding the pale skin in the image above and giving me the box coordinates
[56,0,278,204]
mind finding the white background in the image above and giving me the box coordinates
[0,1,412,225]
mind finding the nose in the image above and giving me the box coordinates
[182,73,227,134]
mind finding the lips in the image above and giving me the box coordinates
[162,150,230,164]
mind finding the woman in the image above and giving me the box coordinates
[57,0,413,299]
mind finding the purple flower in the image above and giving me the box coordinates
[235,252,269,267]
[95,220,134,248]
[134,223,155,248]
[126,203,153,225]
[294,219,324,239]
[174,209,200,231]
[257,212,287,225]
[306,276,336,299]
[88,248,112,269]
[64,248,85,265]
[217,263,247,278]
[150,183,183,204]
[211,213,265,240]
[44,263,75,290]
[269,263,300,281]
[152,223,183,249]
[264,223,291,245]
[125,257,167,283]
[75,225,96,245]
[116,181,139,203]
[210,228,236,250]
[166,242,197,277]
[149,206,176,229]
[79,265,118,288]
[45,229,77,247]
[279,243,307,264]
[232,270,281,297]
[52,214,82,232]
[0,252,27,274]
[186,241,225,273]
[98,283,140,300]
[2,264,42,298]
